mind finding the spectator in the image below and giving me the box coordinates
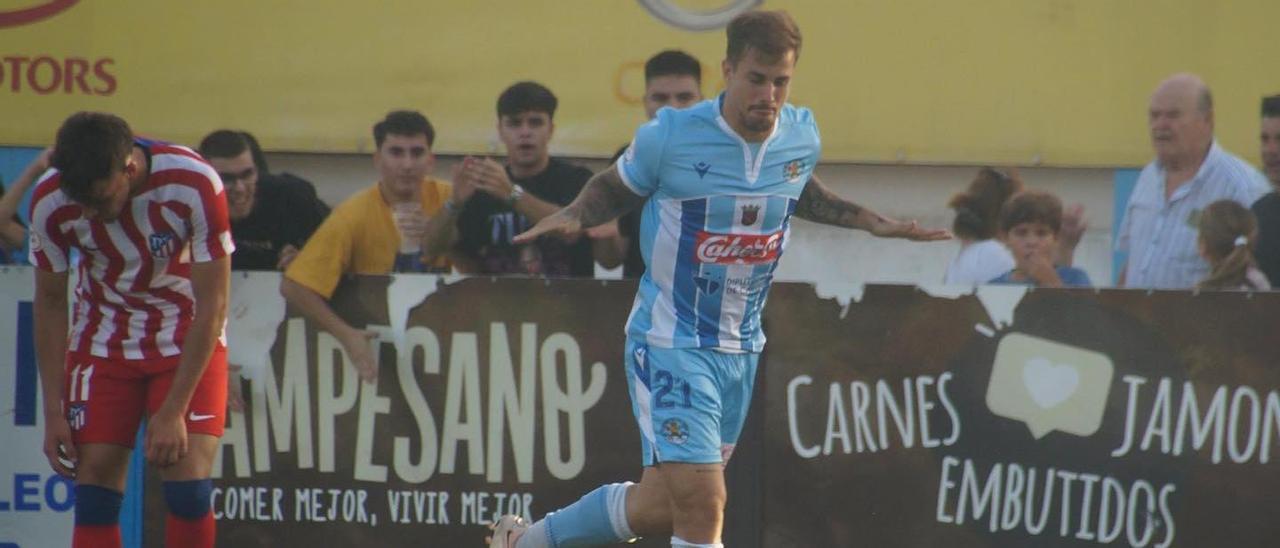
[1251,94,1280,286]
[943,167,1021,284]
[1117,73,1269,288]
[281,110,453,382]
[0,148,52,264]
[1197,200,1270,291]
[989,190,1092,287]
[608,50,705,278]
[429,81,622,276]
[198,130,330,271]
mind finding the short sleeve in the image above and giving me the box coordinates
[616,111,671,197]
[284,207,355,299]
[186,163,235,263]
[26,176,72,272]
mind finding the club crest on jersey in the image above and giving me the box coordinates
[68,403,87,431]
[662,418,689,445]
[149,232,178,258]
[784,158,806,183]
[739,204,760,226]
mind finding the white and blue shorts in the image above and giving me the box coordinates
[624,338,759,466]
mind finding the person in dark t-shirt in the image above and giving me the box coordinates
[1252,95,1280,286]
[609,50,704,278]
[426,81,622,277]
[198,130,329,271]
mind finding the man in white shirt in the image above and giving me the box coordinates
[1116,73,1269,288]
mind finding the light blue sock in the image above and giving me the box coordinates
[671,537,723,548]
[521,482,634,547]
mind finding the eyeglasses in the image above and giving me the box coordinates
[217,167,256,185]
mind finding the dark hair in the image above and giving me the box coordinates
[1197,200,1261,290]
[51,111,134,205]
[373,110,435,148]
[948,167,1024,240]
[1263,95,1280,118]
[198,130,271,172]
[497,81,558,120]
[645,50,702,84]
[999,189,1063,234]
[199,130,250,160]
[726,10,802,65]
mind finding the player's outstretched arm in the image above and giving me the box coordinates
[514,165,646,244]
[146,255,230,467]
[34,268,76,477]
[795,175,952,241]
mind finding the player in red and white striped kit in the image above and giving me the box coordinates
[31,112,234,548]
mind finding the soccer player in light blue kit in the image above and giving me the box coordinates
[493,10,949,548]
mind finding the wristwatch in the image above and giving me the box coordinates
[507,184,525,208]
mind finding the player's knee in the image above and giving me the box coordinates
[163,479,213,519]
[75,484,123,525]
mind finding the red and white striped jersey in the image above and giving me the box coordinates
[28,139,235,360]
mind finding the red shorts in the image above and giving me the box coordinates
[64,346,228,446]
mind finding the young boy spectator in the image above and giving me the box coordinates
[989,190,1092,287]
[281,110,453,383]
[428,81,621,276]
[607,50,705,278]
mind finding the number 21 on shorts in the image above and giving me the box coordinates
[652,370,691,409]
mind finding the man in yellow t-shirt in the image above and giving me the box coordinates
[281,110,452,382]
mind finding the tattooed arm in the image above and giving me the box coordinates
[795,175,951,241]
[513,165,647,243]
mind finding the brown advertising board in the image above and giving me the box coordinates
[764,284,1280,547]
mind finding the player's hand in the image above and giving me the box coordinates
[340,327,379,383]
[871,217,952,241]
[513,211,582,244]
[276,244,300,271]
[144,409,189,467]
[227,364,245,412]
[43,415,78,478]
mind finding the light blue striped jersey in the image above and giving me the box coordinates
[617,96,820,352]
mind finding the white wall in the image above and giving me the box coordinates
[267,152,1117,286]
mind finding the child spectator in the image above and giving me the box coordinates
[944,167,1022,284]
[1196,199,1272,290]
[989,189,1092,287]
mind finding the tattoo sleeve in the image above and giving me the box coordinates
[563,165,648,227]
[794,176,879,229]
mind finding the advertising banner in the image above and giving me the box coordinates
[765,284,1280,547]
[2,1,1276,166]
[145,273,662,546]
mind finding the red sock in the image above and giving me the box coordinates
[73,524,122,548]
[166,512,215,548]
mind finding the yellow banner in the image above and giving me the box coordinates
[1,0,1276,166]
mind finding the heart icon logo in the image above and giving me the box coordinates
[1022,357,1079,409]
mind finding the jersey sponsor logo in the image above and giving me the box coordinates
[67,403,86,431]
[784,158,806,183]
[148,231,178,258]
[693,161,711,179]
[694,230,783,264]
[740,204,760,226]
